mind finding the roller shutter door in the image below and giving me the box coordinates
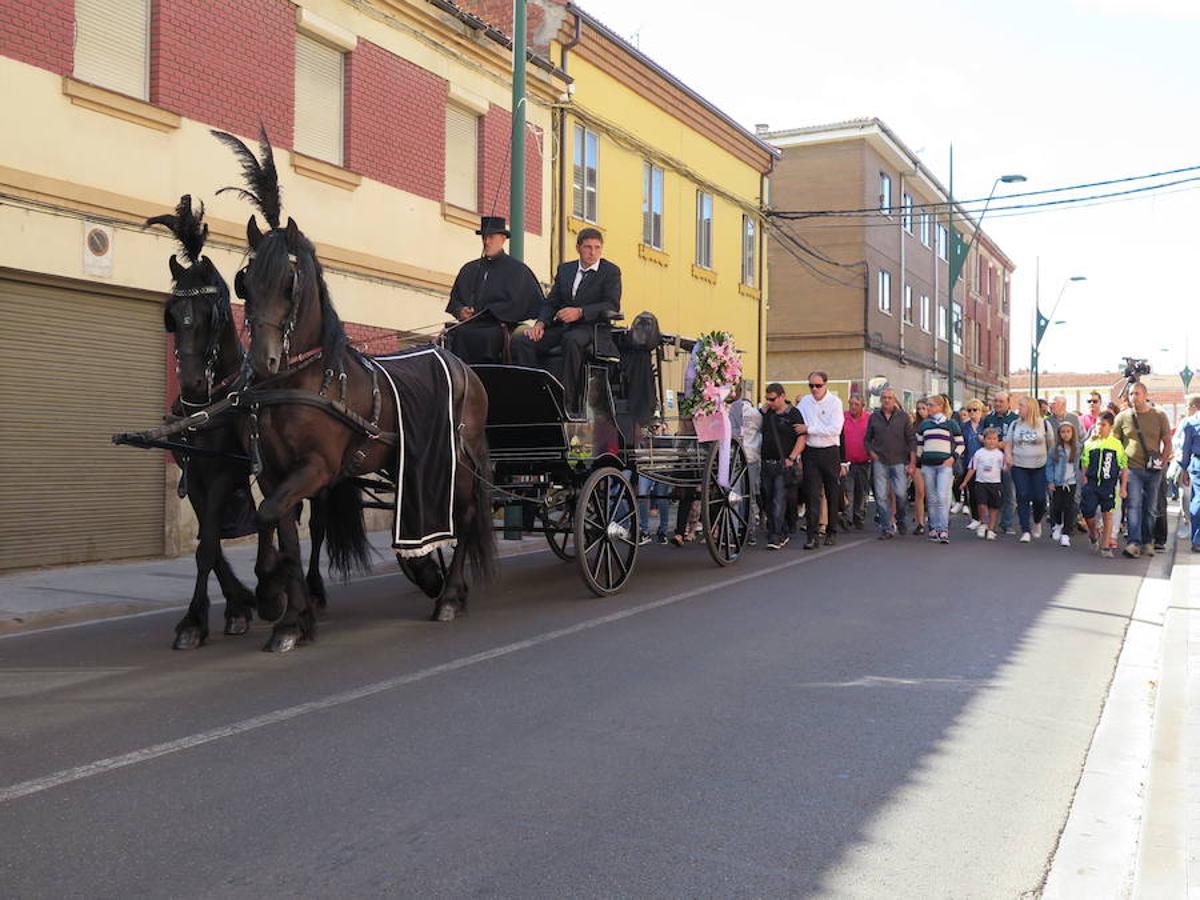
[0,277,165,570]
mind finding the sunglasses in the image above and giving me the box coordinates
[1088,398,1101,404]
[765,394,780,402]
[808,382,825,390]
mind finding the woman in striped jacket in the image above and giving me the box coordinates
[915,394,965,543]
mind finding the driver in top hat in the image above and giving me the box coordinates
[444,216,543,364]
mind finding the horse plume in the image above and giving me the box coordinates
[211,125,282,230]
[144,194,209,264]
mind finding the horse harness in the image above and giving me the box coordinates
[168,285,235,409]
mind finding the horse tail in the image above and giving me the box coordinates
[463,432,497,584]
[321,479,374,580]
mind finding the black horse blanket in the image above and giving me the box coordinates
[366,348,457,558]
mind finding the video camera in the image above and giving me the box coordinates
[1121,356,1151,381]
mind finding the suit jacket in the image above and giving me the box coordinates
[538,258,622,326]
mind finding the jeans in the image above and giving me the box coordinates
[1011,465,1048,534]
[922,464,954,533]
[637,475,671,537]
[843,461,871,526]
[1126,467,1163,548]
[873,462,908,534]
[746,460,762,535]
[999,468,1016,531]
[762,460,794,542]
[1188,463,1200,546]
[1154,474,1169,546]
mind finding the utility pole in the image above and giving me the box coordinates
[509,0,527,262]
[946,146,957,407]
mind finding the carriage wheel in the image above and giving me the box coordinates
[702,440,751,567]
[542,501,575,561]
[574,466,639,596]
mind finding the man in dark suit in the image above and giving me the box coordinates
[444,216,543,364]
[511,227,622,411]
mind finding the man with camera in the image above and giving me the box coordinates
[1112,381,1172,558]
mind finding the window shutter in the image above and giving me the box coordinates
[294,33,344,166]
[445,105,478,210]
[74,0,149,100]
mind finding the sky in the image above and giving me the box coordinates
[584,0,1199,379]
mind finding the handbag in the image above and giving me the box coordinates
[1132,412,1165,471]
[764,408,801,485]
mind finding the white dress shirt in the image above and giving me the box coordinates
[798,391,844,448]
[571,260,599,298]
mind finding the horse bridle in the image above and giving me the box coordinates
[169,285,227,408]
[236,248,302,363]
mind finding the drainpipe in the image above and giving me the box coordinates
[898,172,906,370]
[757,170,769,400]
[556,14,582,270]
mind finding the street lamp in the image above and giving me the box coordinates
[1032,275,1086,399]
[946,167,1026,407]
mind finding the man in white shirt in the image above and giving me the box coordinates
[795,370,844,548]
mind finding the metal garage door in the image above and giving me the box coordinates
[0,276,165,570]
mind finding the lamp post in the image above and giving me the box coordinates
[1032,275,1086,399]
[947,165,1025,407]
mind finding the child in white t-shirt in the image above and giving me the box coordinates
[961,428,1005,540]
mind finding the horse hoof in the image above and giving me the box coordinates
[224,616,251,636]
[431,603,458,623]
[172,628,206,650]
[263,632,298,653]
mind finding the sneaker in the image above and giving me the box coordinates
[1052,524,1063,542]
[656,533,669,545]
[638,534,652,546]
[897,522,909,535]
[977,525,988,539]
[986,530,998,541]
[1060,534,1071,548]
[766,539,782,550]
[914,524,926,535]
[1122,543,1141,559]
[878,531,895,540]
[1153,542,1166,552]
[939,531,950,544]
[1032,523,1042,539]
[824,532,836,546]
[1192,544,1200,553]
[746,534,757,547]
[1144,543,1156,557]
[1019,532,1032,543]
[1101,547,1115,558]
[951,502,963,515]
[779,535,790,549]
[966,518,981,531]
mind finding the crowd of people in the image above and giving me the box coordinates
[645,375,1200,558]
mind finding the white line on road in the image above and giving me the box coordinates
[0,542,858,804]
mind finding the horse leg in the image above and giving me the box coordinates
[173,475,220,650]
[263,512,315,653]
[432,545,468,622]
[254,522,285,622]
[306,496,328,611]
[212,547,255,636]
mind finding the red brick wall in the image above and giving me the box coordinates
[478,104,543,235]
[151,0,294,147]
[0,0,73,76]
[345,39,445,200]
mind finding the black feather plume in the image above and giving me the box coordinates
[144,194,208,264]
[212,126,282,230]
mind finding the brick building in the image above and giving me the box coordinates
[0,0,566,569]
[761,118,1014,409]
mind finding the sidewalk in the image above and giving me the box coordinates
[0,530,548,637]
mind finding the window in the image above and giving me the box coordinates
[642,162,664,249]
[920,293,931,332]
[879,173,892,214]
[902,193,913,232]
[937,224,948,261]
[695,190,714,268]
[445,105,479,210]
[741,215,757,287]
[920,212,931,247]
[573,124,599,222]
[902,284,913,323]
[937,304,948,341]
[878,269,892,314]
[294,33,345,165]
[74,0,150,100]
[952,302,964,354]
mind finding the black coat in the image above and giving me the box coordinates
[537,258,622,326]
[446,251,543,324]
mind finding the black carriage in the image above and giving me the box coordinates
[473,328,752,596]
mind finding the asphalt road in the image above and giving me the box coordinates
[0,530,1150,898]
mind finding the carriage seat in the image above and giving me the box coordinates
[538,309,622,364]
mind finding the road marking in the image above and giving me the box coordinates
[0,542,857,804]
[0,546,551,641]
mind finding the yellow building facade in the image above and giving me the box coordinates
[546,8,776,400]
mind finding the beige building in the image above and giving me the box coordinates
[761,118,1014,409]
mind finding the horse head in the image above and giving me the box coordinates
[146,195,236,405]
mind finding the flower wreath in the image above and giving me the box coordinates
[680,330,742,418]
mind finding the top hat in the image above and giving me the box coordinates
[476,215,511,237]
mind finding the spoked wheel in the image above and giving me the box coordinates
[542,500,576,561]
[702,440,751,566]
[574,466,639,596]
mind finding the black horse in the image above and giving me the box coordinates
[147,195,330,648]
[213,128,495,653]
